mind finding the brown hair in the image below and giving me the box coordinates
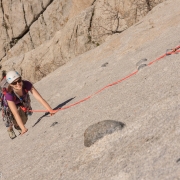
[1,70,6,81]
[6,84,13,93]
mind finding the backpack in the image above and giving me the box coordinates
[0,78,32,127]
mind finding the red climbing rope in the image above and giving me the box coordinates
[29,45,180,113]
[148,45,180,66]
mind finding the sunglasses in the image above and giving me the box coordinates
[11,78,22,85]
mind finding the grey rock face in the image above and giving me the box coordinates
[84,120,125,147]
[0,0,180,179]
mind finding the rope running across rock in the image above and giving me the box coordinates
[28,44,180,113]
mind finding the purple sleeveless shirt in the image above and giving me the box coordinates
[5,80,32,105]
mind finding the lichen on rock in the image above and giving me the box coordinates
[84,120,125,147]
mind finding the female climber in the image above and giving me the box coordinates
[3,70,57,139]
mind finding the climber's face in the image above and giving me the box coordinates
[10,77,23,90]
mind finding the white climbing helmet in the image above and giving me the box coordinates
[6,71,21,84]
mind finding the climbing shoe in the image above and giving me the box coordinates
[7,129,16,139]
[17,129,22,134]
[14,125,22,134]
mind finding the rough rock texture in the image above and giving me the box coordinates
[90,0,166,44]
[0,0,94,60]
[0,0,165,83]
[1,0,180,179]
[84,120,125,147]
[0,0,52,59]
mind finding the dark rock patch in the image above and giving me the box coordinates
[137,64,147,71]
[136,58,147,67]
[136,58,147,71]
[101,62,108,67]
[176,158,180,163]
[50,122,58,127]
[84,120,125,147]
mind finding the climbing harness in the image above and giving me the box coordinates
[13,89,33,116]
[0,84,32,127]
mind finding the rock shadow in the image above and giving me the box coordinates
[32,97,75,127]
